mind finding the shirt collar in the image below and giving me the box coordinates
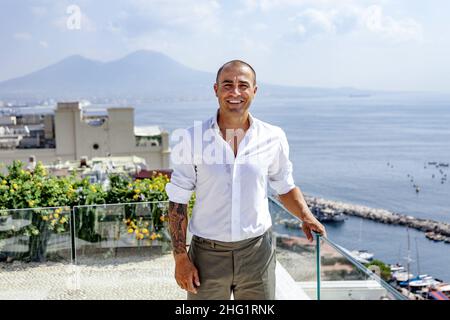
[210,109,255,130]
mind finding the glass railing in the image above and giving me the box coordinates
[67,201,181,299]
[0,206,73,299]
[0,201,179,300]
[318,235,405,300]
[1,198,406,300]
[72,201,171,264]
[268,196,406,300]
[0,206,72,263]
[269,196,318,300]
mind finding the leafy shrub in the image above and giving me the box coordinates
[0,160,194,261]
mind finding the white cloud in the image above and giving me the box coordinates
[361,5,423,42]
[296,24,306,36]
[39,41,49,48]
[286,4,423,42]
[297,8,337,34]
[128,0,221,33]
[242,0,359,12]
[243,0,303,11]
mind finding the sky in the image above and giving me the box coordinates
[1,0,450,93]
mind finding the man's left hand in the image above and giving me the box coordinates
[301,218,327,243]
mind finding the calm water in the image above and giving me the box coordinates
[131,93,450,281]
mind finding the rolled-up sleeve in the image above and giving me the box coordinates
[165,129,196,204]
[268,128,296,195]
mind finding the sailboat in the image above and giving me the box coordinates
[350,219,374,264]
[392,227,415,283]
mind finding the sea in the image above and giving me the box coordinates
[131,92,450,282]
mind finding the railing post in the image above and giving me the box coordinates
[316,233,321,301]
[70,207,76,264]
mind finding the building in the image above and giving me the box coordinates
[0,102,170,170]
[45,155,148,186]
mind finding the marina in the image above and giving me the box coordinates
[304,195,450,244]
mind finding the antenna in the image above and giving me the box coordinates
[358,218,363,248]
[406,227,412,291]
[414,236,421,275]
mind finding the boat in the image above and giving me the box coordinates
[317,213,346,223]
[430,283,450,300]
[398,274,429,287]
[349,250,374,263]
[409,276,441,289]
[335,245,373,264]
[392,271,414,282]
[314,208,346,223]
[428,290,450,300]
[280,218,300,229]
[390,264,405,273]
[425,232,446,242]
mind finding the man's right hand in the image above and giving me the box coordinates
[174,253,201,294]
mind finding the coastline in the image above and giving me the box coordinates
[304,195,450,243]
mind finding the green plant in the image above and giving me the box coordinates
[0,162,195,262]
[364,259,392,281]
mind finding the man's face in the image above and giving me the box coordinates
[214,64,257,116]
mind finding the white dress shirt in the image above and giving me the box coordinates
[165,111,296,242]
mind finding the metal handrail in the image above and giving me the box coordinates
[72,200,169,209]
[0,205,70,213]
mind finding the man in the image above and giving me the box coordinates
[165,60,326,300]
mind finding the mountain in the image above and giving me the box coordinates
[0,50,371,100]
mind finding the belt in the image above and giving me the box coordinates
[192,231,269,249]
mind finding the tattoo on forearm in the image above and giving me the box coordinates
[168,201,188,255]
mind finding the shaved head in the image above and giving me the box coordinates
[216,60,256,85]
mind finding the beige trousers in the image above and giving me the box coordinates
[187,230,276,300]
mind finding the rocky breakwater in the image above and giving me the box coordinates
[304,195,450,244]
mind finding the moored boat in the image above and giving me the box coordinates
[349,249,374,263]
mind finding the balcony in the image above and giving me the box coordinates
[0,199,405,300]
